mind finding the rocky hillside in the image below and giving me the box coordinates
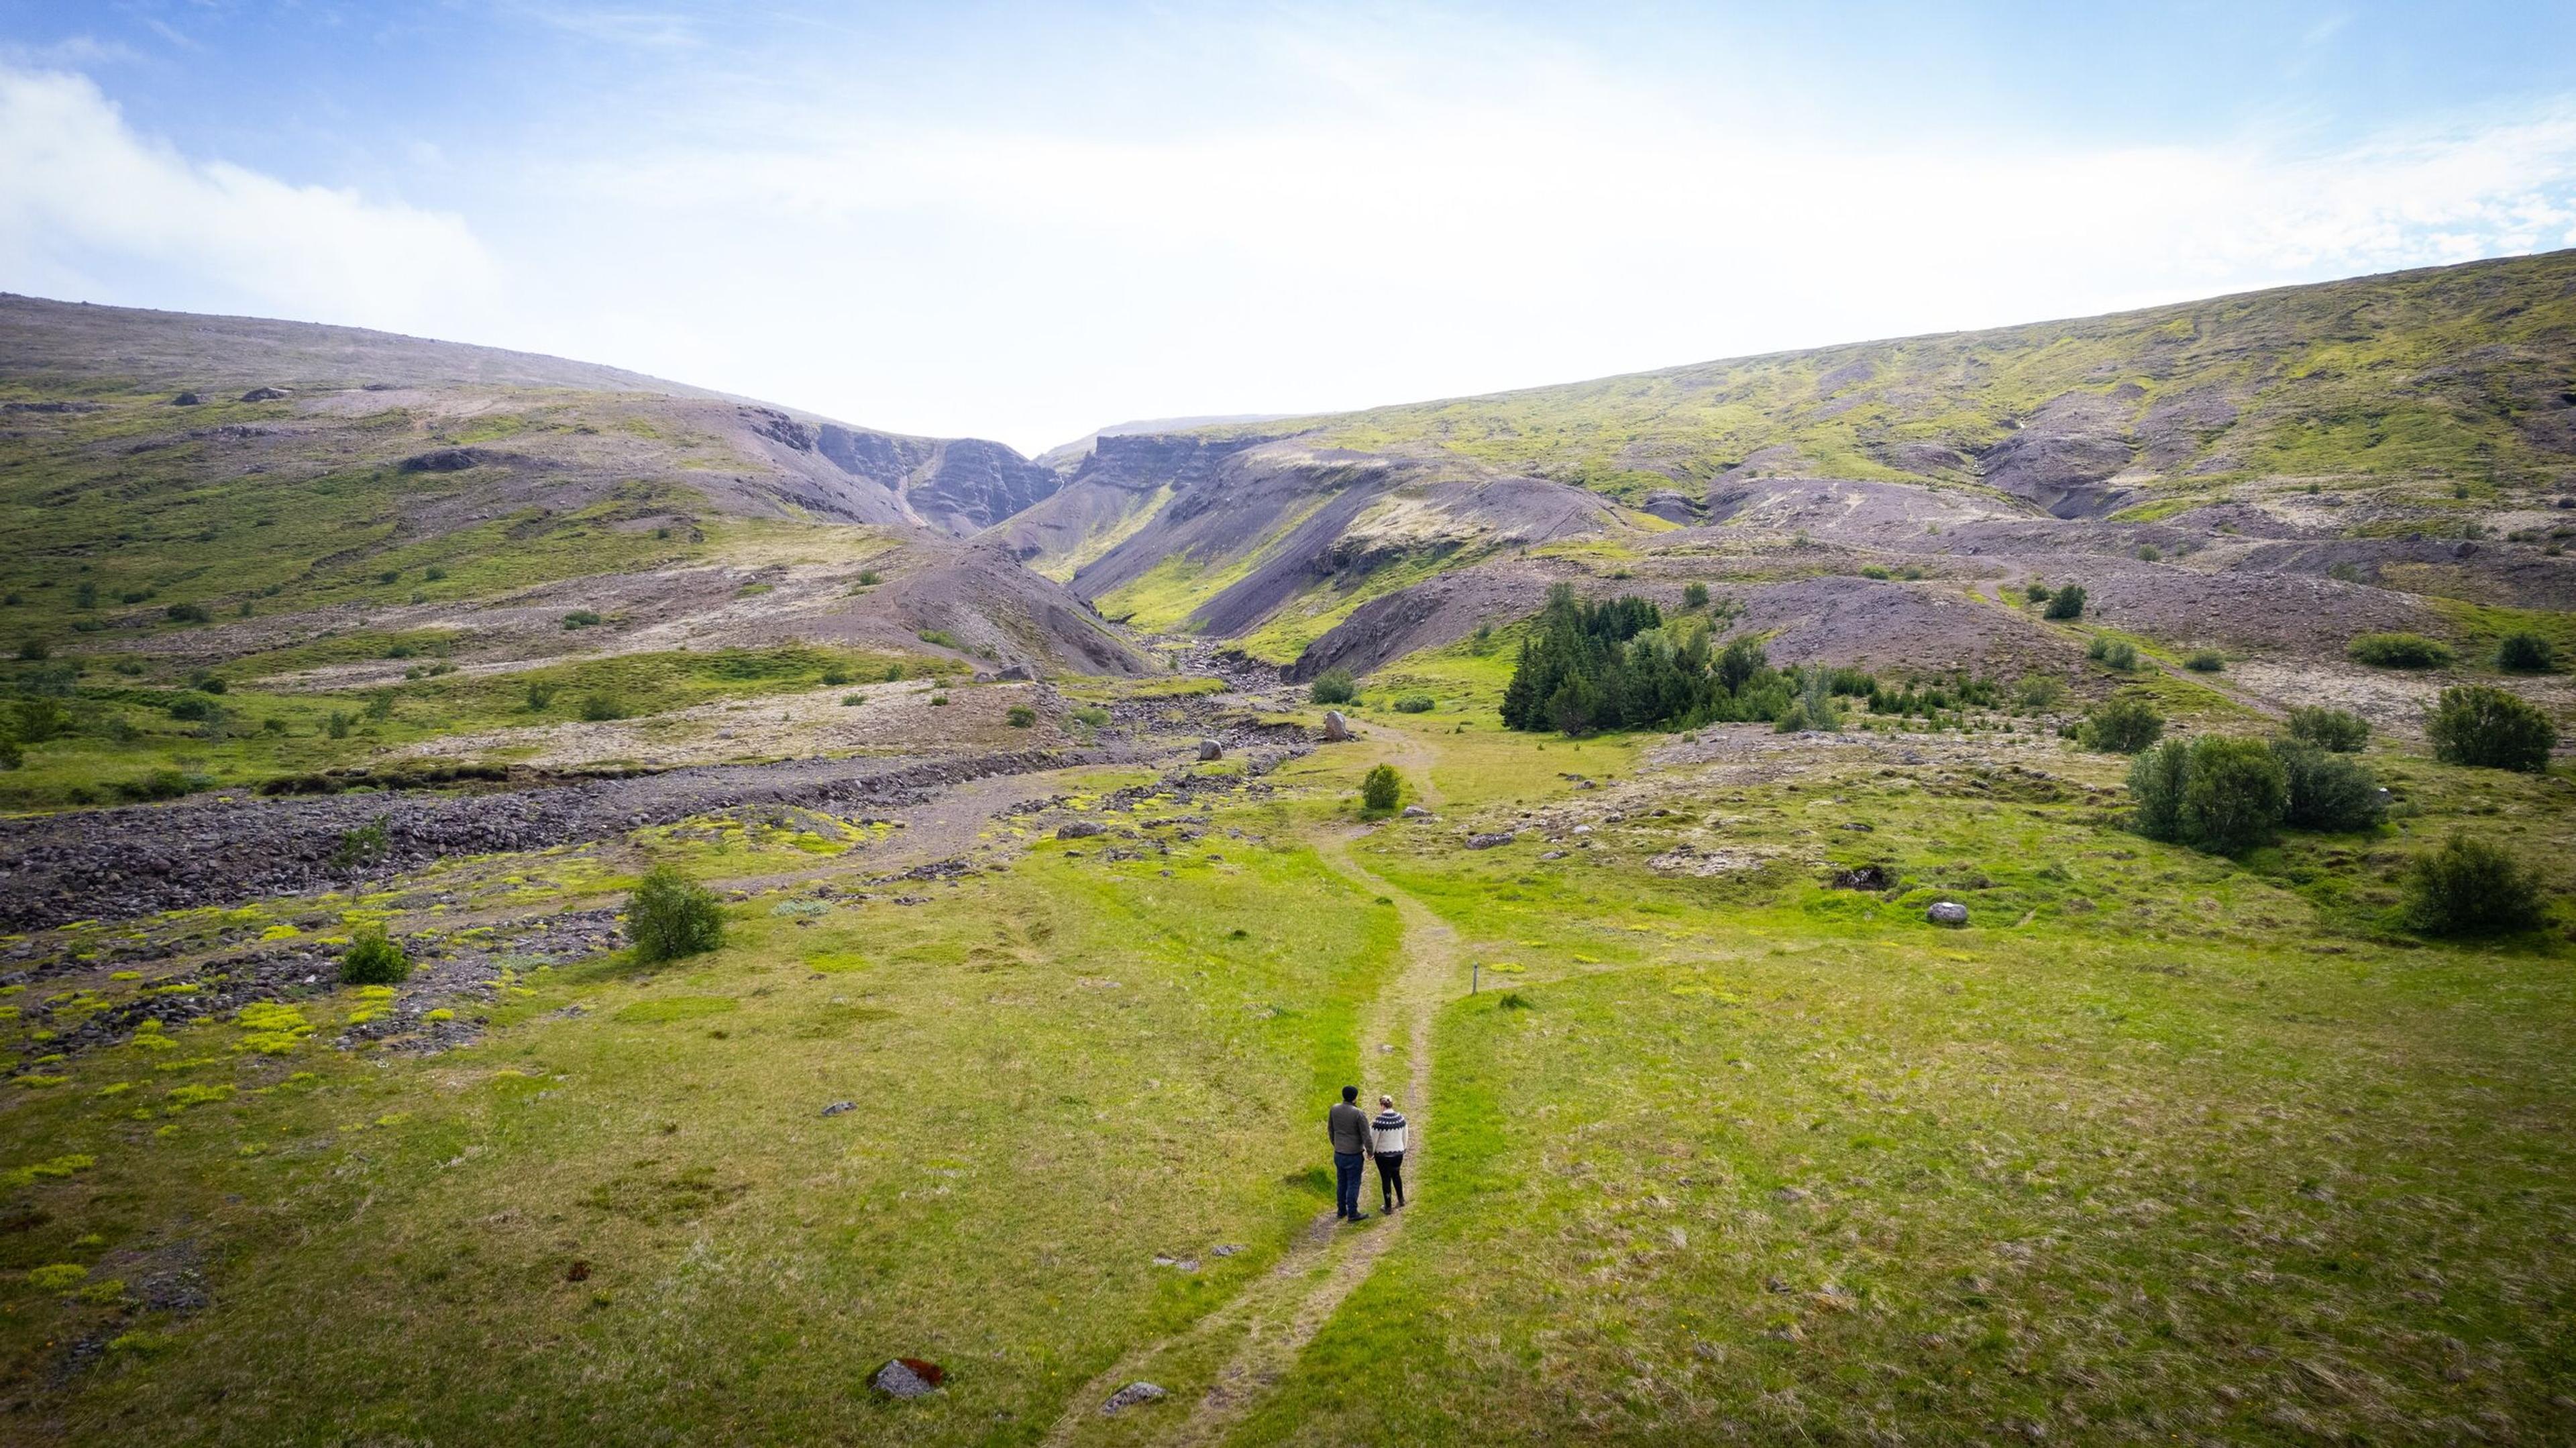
[988,253,2573,743]
[0,296,1144,709]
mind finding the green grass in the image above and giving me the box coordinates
[3,682,2570,1443]
[0,644,951,809]
[0,826,1399,1443]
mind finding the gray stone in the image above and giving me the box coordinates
[1926,900,1970,927]
[1057,820,1104,839]
[996,663,1036,682]
[1197,738,1223,762]
[821,1100,856,1117]
[1102,1382,1167,1415]
[1401,805,1433,819]
[1320,711,1350,742]
[238,386,290,402]
[871,1359,941,1399]
[1466,831,1517,849]
[170,391,202,406]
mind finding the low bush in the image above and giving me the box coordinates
[341,929,411,985]
[841,693,865,707]
[1360,764,1401,813]
[2426,685,2557,772]
[525,681,557,711]
[331,815,391,868]
[1006,705,1036,727]
[2129,735,2286,854]
[115,769,193,803]
[1071,705,1111,729]
[164,601,211,625]
[1860,565,1892,580]
[2286,705,2369,752]
[578,691,629,723]
[2080,694,2165,754]
[165,692,218,723]
[2403,831,2543,937]
[820,666,853,686]
[2085,635,2139,670]
[917,629,962,650]
[2024,580,2052,602]
[2347,632,2455,668]
[326,711,354,739]
[2136,544,2161,562]
[627,864,725,963]
[2015,674,2068,711]
[0,736,21,770]
[2271,740,2385,831]
[2043,584,2087,620]
[2496,631,2556,672]
[561,609,604,630]
[1682,582,1711,609]
[1393,694,1435,713]
[2184,650,2224,672]
[855,569,883,586]
[928,693,950,706]
[1310,669,1358,705]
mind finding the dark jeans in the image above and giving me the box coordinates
[1333,1151,1366,1218]
[1375,1151,1405,1209]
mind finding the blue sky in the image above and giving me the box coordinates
[5,2,2576,452]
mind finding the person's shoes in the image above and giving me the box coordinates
[1348,1212,1371,1222]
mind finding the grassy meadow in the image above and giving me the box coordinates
[3,674,2572,1443]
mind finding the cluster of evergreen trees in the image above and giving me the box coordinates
[1499,586,1823,735]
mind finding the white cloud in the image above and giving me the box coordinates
[0,66,497,335]
[520,49,2576,450]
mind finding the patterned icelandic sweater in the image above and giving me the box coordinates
[1370,1109,1409,1155]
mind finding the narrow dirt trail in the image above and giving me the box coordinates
[1042,729,1460,1446]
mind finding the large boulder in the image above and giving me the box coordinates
[1197,738,1223,762]
[1926,900,1969,927]
[1321,711,1350,741]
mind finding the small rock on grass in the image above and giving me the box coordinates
[821,1100,856,1117]
[1466,831,1516,849]
[1401,805,1433,819]
[871,1357,945,1399]
[1102,1382,1167,1415]
[1926,900,1969,927]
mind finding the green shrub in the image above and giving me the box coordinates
[325,710,354,739]
[2403,831,2543,937]
[883,662,905,682]
[2426,684,2557,771]
[2184,649,2224,672]
[2024,580,2051,602]
[1682,582,1711,609]
[1006,705,1037,727]
[561,610,603,630]
[17,637,49,661]
[855,569,883,586]
[2347,632,2455,668]
[1310,669,1358,705]
[841,694,865,707]
[2127,739,2189,841]
[1393,694,1434,713]
[626,864,725,962]
[2496,631,2556,672]
[15,697,70,743]
[2043,584,2087,620]
[340,929,411,985]
[1860,565,1892,580]
[578,691,628,723]
[2081,694,2165,754]
[917,629,962,650]
[820,666,853,686]
[423,565,447,582]
[2287,705,2369,752]
[2015,674,2068,711]
[1360,764,1401,813]
[364,691,396,721]
[164,601,211,625]
[2271,740,2385,831]
[1071,705,1111,729]
[2085,635,2138,670]
[0,736,21,770]
[377,569,402,585]
[928,693,949,707]
[331,815,391,868]
[166,692,220,722]
[525,680,557,711]
[2136,545,2161,562]
[2132,735,2286,852]
[115,768,193,802]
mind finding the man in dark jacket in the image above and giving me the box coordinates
[1328,1084,1372,1221]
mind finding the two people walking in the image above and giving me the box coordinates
[1326,1085,1409,1222]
